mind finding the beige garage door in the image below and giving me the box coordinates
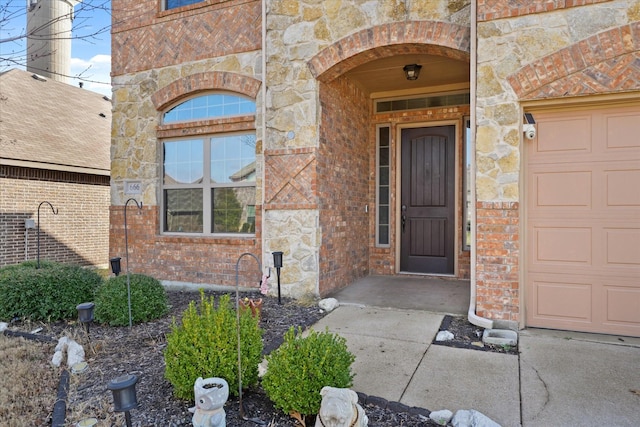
[525,104,640,337]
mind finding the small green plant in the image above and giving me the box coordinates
[0,261,102,322]
[94,274,168,326]
[164,292,263,400]
[262,327,355,420]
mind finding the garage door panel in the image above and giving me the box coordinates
[537,116,591,153]
[533,227,591,264]
[606,228,640,265]
[605,111,640,149]
[606,285,640,324]
[606,169,640,206]
[526,104,640,337]
[534,280,592,321]
[534,171,591,207]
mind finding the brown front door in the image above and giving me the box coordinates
[401,126,455,274]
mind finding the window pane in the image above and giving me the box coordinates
[212,187,255,233]
[211,134,256,184]
[164,189,203,232]
[164,140,203,184]
[378,225,389,245]
[164,94,256,123]
[166,0,204,10]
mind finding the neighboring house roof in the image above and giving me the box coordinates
[0,68,111,175]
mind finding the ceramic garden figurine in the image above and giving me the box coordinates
[189,377,229,427]
[315,386,368,427]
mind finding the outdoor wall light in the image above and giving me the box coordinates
[272,251,283,305]
[107,374,138,427]
[110,257,121,276]
[76,302,95,333]
[403,64,422,81]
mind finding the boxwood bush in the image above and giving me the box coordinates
[94,273,169,326]
[164,292,263,400]
[0,261,102,322]
[262,327,355,418]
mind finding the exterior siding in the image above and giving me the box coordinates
[0,167,109,267]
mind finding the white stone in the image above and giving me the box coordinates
[258,358,268,377]
[66,340,85,367]
[319,298,339,312]
[452,409,501,427]
[435,330,454,342]
[0,322,7,332]
[430,409,453,425]
[51,336,85,368]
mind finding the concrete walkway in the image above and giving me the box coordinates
[315,277,640,426]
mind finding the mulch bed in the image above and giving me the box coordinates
[432,315,519,355]
[9,289,442,426]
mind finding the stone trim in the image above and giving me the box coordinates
[507,23,640,100]
[477,0,612,22]
[151,71,262,111]
[308,21,470,82]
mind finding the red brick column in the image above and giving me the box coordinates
[475,201,520,322]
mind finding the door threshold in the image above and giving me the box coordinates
[399,271,456,278]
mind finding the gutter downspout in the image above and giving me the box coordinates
[468,0,493,329]
[261,0,267,259]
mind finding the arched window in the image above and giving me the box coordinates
[163,94,256,124]
[161,93,256,235]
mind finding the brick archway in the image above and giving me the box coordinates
[507,22,640,100]
[308,21,470,82]
[151,71,262,111]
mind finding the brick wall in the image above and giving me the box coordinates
[109,206,261,287]
[317,76,371,295]
[0,167,109,267]
[111,0,261,76]
[477,0,612,21]
[475,201,520,321]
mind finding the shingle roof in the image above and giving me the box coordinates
[0,68,111,175]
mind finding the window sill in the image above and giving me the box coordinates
[158,233,256,245]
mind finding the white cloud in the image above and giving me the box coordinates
[70,54,112,97]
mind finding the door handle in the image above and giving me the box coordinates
[401,204,407,233]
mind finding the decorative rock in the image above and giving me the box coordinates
[51,336,85,368]
[435,330,454,342]
[0,322,7,332]
[429,409,453,425]
[319,298,339,312]
[452,409,501,427]
[189,377,229,427]
[315,386,368,427]
[258,357,268,377]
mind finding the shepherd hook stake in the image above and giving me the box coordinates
[37,201,58,269]
[235,253,267,425]
[124,198,143,328]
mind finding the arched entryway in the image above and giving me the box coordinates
[309,22,472,295]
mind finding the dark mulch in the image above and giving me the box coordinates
[432,315,519,355]
[13,289,441,426]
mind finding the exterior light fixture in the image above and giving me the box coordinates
[110,257,122,276]
[76,302,95,333]
[403,64,422,81]
[107,374,138,427]
[272,251,283,305]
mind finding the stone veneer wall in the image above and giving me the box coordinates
[475,0,639,321]
[110,0,264,286]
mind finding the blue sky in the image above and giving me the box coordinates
[1,0,112,97]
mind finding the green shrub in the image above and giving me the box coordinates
[262,327,355,418]
[164,292,263,400]
[0,261,102,322]
[94,274,168,326]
